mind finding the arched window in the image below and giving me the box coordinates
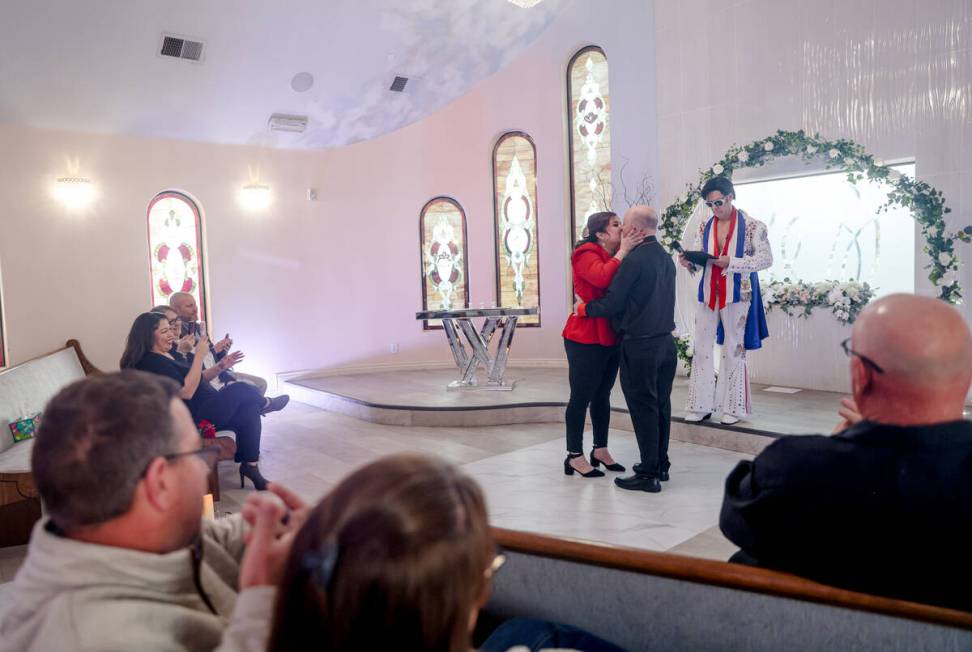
[419,197,470,330]
[147,191,208,320]
[567,46,612,246]
[492,131,540,326]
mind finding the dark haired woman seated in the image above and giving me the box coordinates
[268,454,624,652]
[120,311,270,490]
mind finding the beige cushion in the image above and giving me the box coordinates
[0,439,33,474]
[0,348,85,456]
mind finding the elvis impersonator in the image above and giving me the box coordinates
[678,176,773,425]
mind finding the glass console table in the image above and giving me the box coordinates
[414,307,538,390]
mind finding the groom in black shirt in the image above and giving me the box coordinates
[578,205,677,492]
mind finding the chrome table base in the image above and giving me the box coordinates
[415,307,538,390]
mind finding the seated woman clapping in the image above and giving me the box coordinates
[120,311,270,490]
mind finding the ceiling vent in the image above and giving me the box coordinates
[389,76,409,92]
[268,113,308,133]
[159,33,205,62]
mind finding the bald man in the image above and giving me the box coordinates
[577,206,678,492]
[719,294,972,610]
[170,292,272,400]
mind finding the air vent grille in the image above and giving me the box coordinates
[389,76,408,92]
[160,34,205,62]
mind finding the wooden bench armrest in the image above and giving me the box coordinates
[66,339,101,375]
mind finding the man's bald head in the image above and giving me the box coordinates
[169,292,198,321]
[851,294,972,422]
[623,205,658,234]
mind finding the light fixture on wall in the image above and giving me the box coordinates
[507,0,543,7]
[240,183,271,211]
[54,176,95,209]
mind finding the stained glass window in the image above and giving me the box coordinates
[493,132,540,326]
[420,197,470,330]
[567,46,612,246]
[147,192,208,318]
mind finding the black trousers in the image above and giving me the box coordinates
[194,382,264,463]
[619,334,677,476]
[564,338,620,453]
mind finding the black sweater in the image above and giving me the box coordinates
[583,237,676,339]
[720,419,972,610]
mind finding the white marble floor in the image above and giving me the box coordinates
[467,434,748,554]
[227,401,748,559]
[1,401,748,581]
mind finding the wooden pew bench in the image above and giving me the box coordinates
[486,528,972,651]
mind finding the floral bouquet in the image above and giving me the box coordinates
[763,278,874,325]
[197,419,217,440]
[674,333,695,376]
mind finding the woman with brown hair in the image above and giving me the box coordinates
[267,454,623,652]
[561,212,644,477]
[268,453,496,651]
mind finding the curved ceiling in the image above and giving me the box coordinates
[0,0,569,149]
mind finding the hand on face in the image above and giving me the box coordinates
[619,227,646,255]
[832,396,863,434]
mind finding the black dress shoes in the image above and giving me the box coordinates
[260,394,290,416]
[632,463,670,481]
[614,474,662,493]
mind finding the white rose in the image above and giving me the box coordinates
[736,151,749,162]
[827,288,843,305]
[846,286,860,299]
[806,145,818,154]
[686,345,694,357]
[828,148,840,159]
[888,170,903,182]
[764,142,775,151]
[712,163,724,175]
[939,252,952,266]
[873,158,885,167]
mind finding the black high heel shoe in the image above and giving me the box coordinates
[564,452,605,477]
[590,447,626,472]
[239,463,269,490]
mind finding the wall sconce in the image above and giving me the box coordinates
[54,176,95,209]
[240,183,271,211]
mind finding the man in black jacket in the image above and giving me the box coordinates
[719,294,972,610]
[577,205,677,493]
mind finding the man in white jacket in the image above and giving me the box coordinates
[0,370,307,652]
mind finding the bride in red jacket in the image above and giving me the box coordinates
[562,211,644,477]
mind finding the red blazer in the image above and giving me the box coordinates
[562,243,621,346]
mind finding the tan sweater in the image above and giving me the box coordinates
[0,516,274,652]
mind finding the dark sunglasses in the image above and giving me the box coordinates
[705,198,729,208]
[840,338,884,374]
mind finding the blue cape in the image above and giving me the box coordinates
[696,211,770,350]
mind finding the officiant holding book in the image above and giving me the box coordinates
[679,176,773,425]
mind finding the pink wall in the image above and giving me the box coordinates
[0,0,657,385]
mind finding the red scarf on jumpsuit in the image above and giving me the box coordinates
[708,208,737,311]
